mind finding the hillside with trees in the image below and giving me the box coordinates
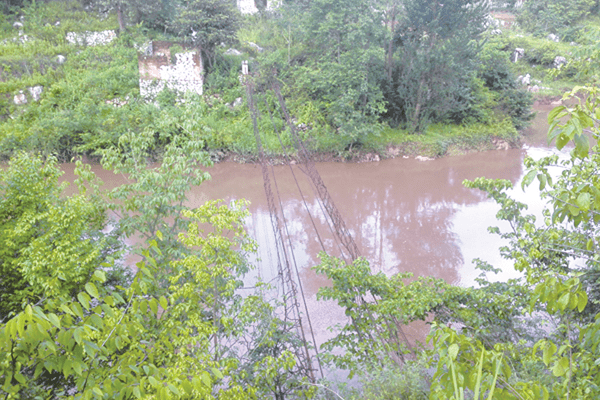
[1,0,600,399]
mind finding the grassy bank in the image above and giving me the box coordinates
[1,1,596,163]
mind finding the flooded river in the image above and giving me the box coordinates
[60,103,561,349]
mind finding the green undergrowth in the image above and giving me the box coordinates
[495,15,600,97]
[0,1,571,162]
[364,118,519,158]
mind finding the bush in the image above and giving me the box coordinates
[350,361,430,400]
[517,0,597,42]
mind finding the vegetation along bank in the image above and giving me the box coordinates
[2,0,600,399]
[2,0,593,162]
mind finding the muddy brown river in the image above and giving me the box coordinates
[60,103,563,351]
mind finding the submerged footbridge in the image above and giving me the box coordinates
[244,73,386,382]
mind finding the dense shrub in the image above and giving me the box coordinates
[517,0,597,42]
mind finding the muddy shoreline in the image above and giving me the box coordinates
[213,97,559,165]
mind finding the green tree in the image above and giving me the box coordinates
[285,0,387,147]
[0,197,266,398]
[385,0,488,132]
[99,127,212,292]
[82,0,167,32]
[517,0,597,41]
[428,86,600,399]
[0,153,117,321]
[167,0,240,69]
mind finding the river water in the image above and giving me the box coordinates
[60,103,561,349]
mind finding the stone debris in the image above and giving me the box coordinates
[13,22,23,29]
[13,86,44,105]
[105,97,129,107]
[493,138,510,150]
[135,41,152,56]
[529,85,550,93]
[484,15,500,28]
[28,85,43,101]
[415,155,435,161]
[237,0,281,14]
[513,48,525,63]
[56,55,66,64]
[230,97,243,108]
[554,56,567,68]
[13,91,27,105]
[547,33,560,42]
[66,30,116,46]
[387,146,401,157]
[224,48,242,56]
[517,73,530,86]
[247,42,264,53]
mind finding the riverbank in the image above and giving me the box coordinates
[212,96,563,165]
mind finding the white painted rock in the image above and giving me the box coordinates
[517,73,531,86]
[14,91,27,105]
[247,42,264,53]
[28,86,43,101]
[415,155,434,161]
[554,56,567,68]
[513,48,525,63]
[224,48,242,56]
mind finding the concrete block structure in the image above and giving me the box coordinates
[138,41,203,100]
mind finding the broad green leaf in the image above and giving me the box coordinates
[521,170,537,190]
[201,371,212,388]
[578,292,589,312]
[168,384,180,395]
[159,296,168,310]
[557,293,570,311]
[148,376,159,387]
[548,125,562,144]
[73,361,83,376]
[448,343,459,360]
[73,328,83,345]
[85,282,99,299]
[543,342,557,366]
[211,367,224,379]
[552,357,570,377]
[576,192,591,211]
[93,270,106,283]
[538,174,547,191]
[548,105,566,123]
[48,313,61,329]
[16,313,25,336]
[149,298,158,316]
[78,292,91,311]
[573,133,590,157]
[556,133,570,150]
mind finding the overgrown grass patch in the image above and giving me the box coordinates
[367,118,519,158]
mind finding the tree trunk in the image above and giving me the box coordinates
[386,5,397,81]
[116,4,126,33]
[412,77,425,132]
